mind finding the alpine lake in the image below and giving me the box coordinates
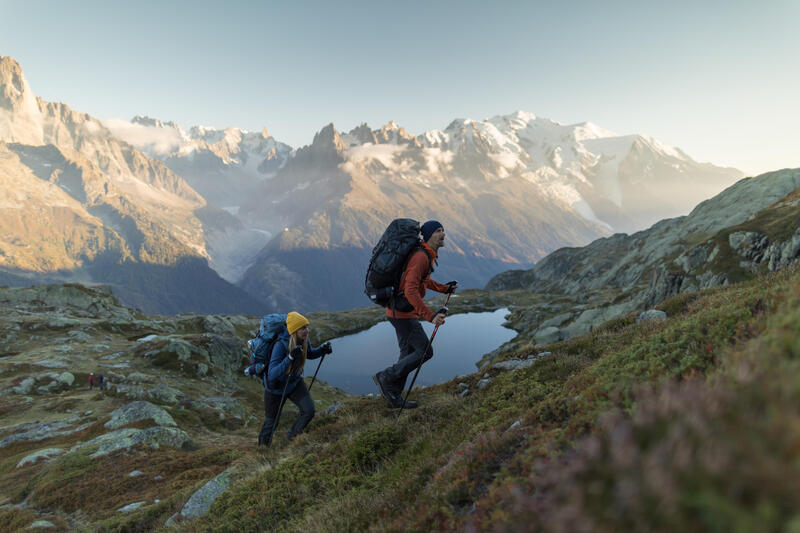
[306,307,517,395]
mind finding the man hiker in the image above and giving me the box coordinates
[373,220,457,409]
[88,372,94,390]
[98,374,104,391]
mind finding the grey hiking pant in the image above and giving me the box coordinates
[258,381,315,446]
[383,318,433,393]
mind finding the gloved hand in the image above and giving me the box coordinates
[446,280,458,294]
[243,362,264,377]
[288,346,303,361]
[320,342,333,355]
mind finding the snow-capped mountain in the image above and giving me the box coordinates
[234,116,742,311]
[0,55,265,314]
[0,54,745,313]
[106,116,293,211]
[414,111,742,233]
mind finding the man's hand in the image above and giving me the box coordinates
[445,280,458,294]
[431,307,448,326]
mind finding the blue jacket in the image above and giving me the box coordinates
[265,328,324,395]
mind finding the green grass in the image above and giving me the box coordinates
[174,266,800,533]
[4,267,800,531]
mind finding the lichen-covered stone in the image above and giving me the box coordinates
[636,309,668,323]
[57,372,75,386]
[117,501,146,513]
[0,419,91,448]
[70,426,193,458]
[177,469,232,519]
[492,359,536,372]
[16,448,66,468]
[25,519,56,529]
[105,401,177,429]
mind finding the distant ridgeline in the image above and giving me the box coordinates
[485,168,800,350]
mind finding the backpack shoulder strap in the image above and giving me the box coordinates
[414,245,434,276]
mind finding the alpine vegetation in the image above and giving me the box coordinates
[2,167,800,531]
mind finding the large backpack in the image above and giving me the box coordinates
[246,313,287,383]
[365,218,431,308]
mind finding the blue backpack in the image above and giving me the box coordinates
[245,314,287,383]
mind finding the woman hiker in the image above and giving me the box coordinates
[258,311,332,446]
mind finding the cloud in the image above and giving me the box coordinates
[103,118,184,156]
[422,147,453,174]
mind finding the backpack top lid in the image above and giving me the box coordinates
[259,313,288,339]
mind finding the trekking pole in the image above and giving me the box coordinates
[308,342,332,392]
[308,354,325,392]
[397,292,453,418]
[272,377,291,435]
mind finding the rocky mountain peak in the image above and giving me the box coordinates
[131,115,181,131]
[0,56,29,108]
[347,123,378,145]
[310,123,347,154]
[376,121,415,144]
[261,126,271,139]
[0,55,44,144]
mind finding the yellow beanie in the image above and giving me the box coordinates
[286,311,309,335]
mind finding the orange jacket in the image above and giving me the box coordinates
[386,241,449,322]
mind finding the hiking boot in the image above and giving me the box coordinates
[373,371,401,407]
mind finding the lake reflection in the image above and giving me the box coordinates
[307,308,516,394]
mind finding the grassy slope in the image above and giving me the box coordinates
[3,267,799,531]
[170,266,800,533]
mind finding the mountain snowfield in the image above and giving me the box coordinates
[115,108,742,239]
[0,53,744,312]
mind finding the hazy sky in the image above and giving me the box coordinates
[1,0,797,175]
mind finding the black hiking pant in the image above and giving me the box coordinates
[383,318,433,394]
[258,380,315,446]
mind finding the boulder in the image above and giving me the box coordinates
[34,360,69,369]
[492,359,536,372]
[158,340,194,361]
[124,372,154,383]
[201,315,237,337]
[36,382,60,394]
[70,426,193,458]
[57,372,75,387]
[12,377,35,395]
[16,448,66,468]
[166,469,232,526]
[25,520,56,529]
[636,309,668,323]
[105,401,177,429]
[113,384,148,401]
[117,501,146,513]
[0,419,91,448]
[148,384,184,404]
[534,326,562,345]
[67,330,91,343]
[538,312,573,329]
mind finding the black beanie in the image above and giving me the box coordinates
[421,220,443,242]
